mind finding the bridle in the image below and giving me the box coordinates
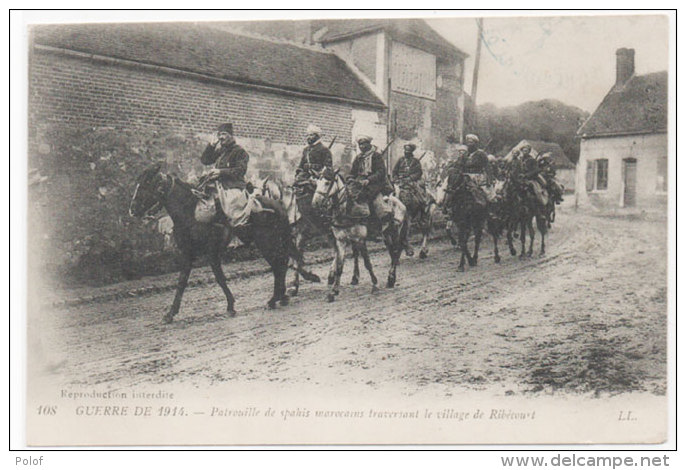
[314,172,346,209]
[130,172,175,218]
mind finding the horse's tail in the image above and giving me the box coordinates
[284,230,321,283]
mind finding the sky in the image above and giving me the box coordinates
[17,11,670,113]
[427,14,670,112]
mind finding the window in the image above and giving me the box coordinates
[595,159,608,190]
[391,42,436,100]
[585,159,609,191]
[656,156,667,193]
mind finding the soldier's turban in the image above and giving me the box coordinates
[465,134,479,143]
[306,125,322,135]
[356,135,372,144]
[456,144,468,152]
[404,143,417,152]
[217,123,233,134]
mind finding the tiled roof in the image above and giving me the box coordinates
[31,22,385,108]
[578,71,668,138]
[316,18,468,60]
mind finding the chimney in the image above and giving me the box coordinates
[616,48,635,86]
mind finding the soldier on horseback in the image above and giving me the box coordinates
[538,152,564,204]
[200,122,252,226]
[464,134,493,185]
[295,125,333,189]
[348,135,395,234]
[293,124,334,220]
[461,134,493,205]
[519,144,549,208]
[392,144,430,206]
[392,143,432,257]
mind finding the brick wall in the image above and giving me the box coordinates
[29,49,370,147]
[27,48,386,286]
[388,88,460,171]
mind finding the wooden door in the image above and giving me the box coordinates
[623,158,637,207]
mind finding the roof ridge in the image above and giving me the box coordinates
[206,23,334,55]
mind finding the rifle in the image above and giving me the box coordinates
[379,138,395,157]
[328,136,337,149]
[417,151,428,162]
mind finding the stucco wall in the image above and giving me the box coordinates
[575,133,668,208]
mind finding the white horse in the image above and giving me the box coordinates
[310,171,379,302]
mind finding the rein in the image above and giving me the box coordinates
[141,173,175,219]
[314,174,350,225]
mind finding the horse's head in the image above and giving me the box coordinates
[435,174,449,206]
[436,167,467,205]
[250,175,282,200]
[311,167,340,212]
[129,163,168,218]
[492,179,506,202]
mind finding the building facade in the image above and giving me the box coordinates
[233,18,468,176]
[27,22,388,280]
[576,49,668,209]
[29,22,386,183]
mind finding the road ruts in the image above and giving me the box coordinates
[36,211,667,396]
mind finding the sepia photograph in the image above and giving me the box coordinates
[13,10,674,447]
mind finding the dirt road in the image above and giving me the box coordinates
[33,209,667,397]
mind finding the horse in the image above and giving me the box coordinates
[436,169,488,272]
[129,163,302,323]
[485,178,517,263]
[308,170,378,302]
[311,169,406,301]
[502,177,548,258]
[250,174,329,295]
[393,179,436,259]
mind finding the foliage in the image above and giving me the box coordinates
[464,98,589,163]
[28,124,210,286]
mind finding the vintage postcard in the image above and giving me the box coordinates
[16,10,673,446]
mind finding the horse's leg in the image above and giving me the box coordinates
[457,225,468,272]
[404,213,414,257]
[164,256,192,323]
[506,220,517,256]
[266,255,280,309]
[209,256,236,317]
[470,217,483,266]
[419,207,431,259]
[519,218,527,259]
[277,256,290,306]
[537,215,547,256]
[527,217,535,257]
[446,219,457,246]
[327,237,345,302]
[384,221,401,288]
[288,229,302,296]
[357,242,379,293]
[488,214,501,263]
[328,257,336,286]
[351,244,360,285]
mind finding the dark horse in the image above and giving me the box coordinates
[485,179,518,263]
[129,163,304,323]
[436,169,488,272]
[503,178,548,258]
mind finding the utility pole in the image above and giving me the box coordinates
[471,18,484,106]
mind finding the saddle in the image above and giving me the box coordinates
[192,184,275,226]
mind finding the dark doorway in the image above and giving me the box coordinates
[623,158,637,207]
